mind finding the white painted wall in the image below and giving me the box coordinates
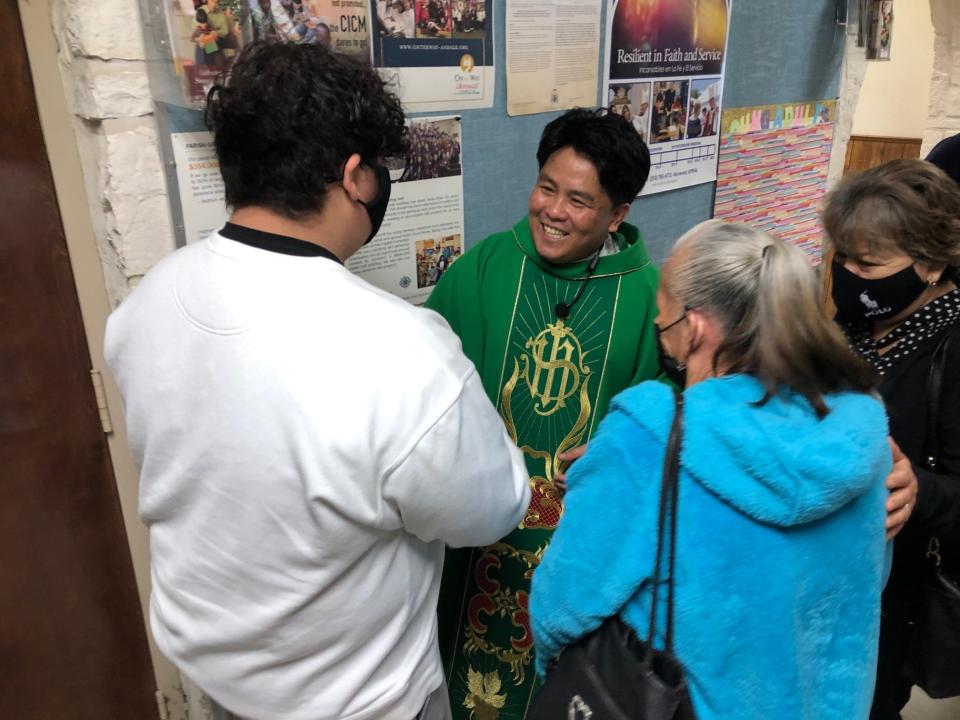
[852,0,935,138]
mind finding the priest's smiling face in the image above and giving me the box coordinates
[528,146,630,265]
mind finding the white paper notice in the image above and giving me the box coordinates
[346,116,464,304]
[507,0,601,117]
[170,131,228,244]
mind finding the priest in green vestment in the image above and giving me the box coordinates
[425,108,660,720]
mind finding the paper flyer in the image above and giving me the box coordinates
[506,0,602,117]
[714,100,837,260]
[170,131,229,244]
[346,115,465,304]
[603,0,732,195]
[370,1,494,111]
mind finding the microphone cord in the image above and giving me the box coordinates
[555,248,602,320]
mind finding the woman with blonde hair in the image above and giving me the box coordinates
[531,220,892,719]
[824,159,960,717]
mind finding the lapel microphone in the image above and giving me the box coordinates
[555,249,602,320]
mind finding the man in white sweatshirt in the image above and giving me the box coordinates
[105,41,529,720]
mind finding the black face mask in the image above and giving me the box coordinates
[831,260,927,323]
[359,161,392,244]
[655,314,687,387]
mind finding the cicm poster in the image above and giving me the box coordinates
[370,0,495,111]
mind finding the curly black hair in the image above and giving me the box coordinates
[205,42,407,219]
[536,108,651,206]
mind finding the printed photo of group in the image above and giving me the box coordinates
[374,0,488,40]
[416,235,462,289]
[686,78,721,139]
[249,1,371,58]
[607,83,652,145]
[398,118,462,183]
[163,0,245,102]
[610,77,721,146]
[649,80,689,144]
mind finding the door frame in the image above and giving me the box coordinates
[16,1,183,715]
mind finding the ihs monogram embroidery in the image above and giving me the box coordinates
[519,321,590,417]
[502,319,592,530]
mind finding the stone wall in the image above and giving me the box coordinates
[52,0,175,308]
[828,30,869,188]
[50,1,192,717]
[923,0,960,155]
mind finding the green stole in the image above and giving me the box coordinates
[425,217,661,720]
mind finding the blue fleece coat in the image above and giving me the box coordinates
[530,375,893,720]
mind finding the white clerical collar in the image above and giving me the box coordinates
[599,233,621,258]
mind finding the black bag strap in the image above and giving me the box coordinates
[923,327,957,569]
[924,327,956,472]
[648,390,684,653]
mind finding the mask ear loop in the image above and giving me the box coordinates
[656,307,691,374]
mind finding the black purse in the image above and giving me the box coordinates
[904,328,960,699]
[528,391,696,720]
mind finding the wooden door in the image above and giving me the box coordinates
[0,2,158,717]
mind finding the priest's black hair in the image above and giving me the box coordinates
[205,41,407,220]
[536,108,651,207]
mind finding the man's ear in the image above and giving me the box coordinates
[607,202,631,233]
[340,153,365,202]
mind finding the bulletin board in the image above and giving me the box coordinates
[140,0,847,265]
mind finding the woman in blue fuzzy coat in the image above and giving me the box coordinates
[530,220,893,720]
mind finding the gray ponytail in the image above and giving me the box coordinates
[667,220,875,416]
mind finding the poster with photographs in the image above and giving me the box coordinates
[370,0,495,111]
[603,0,731,195]
[249,0,372,57]
[161,0,372,106]
[345,116,464,304]
[161,0,248,106]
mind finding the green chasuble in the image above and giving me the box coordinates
[425,216,661,720]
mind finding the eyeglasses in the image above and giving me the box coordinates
[654,311,687,336]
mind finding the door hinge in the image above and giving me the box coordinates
[89,369,114,433]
